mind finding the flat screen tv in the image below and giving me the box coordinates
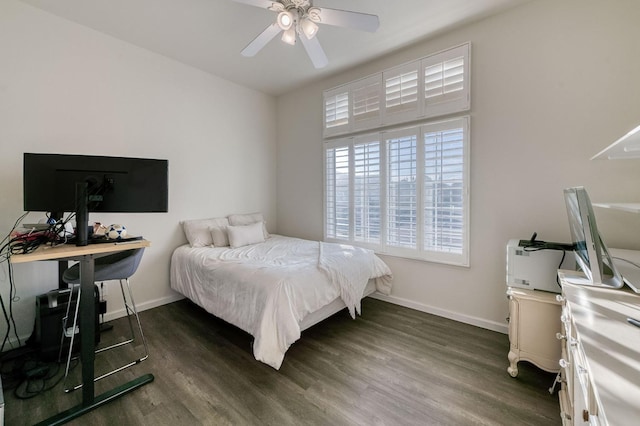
[23,153,168,245]
[563,186,623,288]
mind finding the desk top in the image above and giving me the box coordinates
[10,239,151,264]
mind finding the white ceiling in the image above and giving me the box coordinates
[20,0,529,96]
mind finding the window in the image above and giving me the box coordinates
[323,43,470,137]
[325,117,469,266]
[323,43,470,266]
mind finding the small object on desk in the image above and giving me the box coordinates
[87,235,143,244]
[107,223,127,240]
[627,317,640,328]
[115,239,143,245]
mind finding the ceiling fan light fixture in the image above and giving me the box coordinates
[300,18,318,39]
[233,0,380,68]
[281,27,296,45]
[277,11,293,30]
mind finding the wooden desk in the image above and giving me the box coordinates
[11,240,153,425]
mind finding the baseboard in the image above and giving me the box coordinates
[1,294,186,353]
[102,293,185,322]
[369,292,508,334]
[3,292,505,353]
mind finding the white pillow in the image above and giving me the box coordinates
[181,217,229,247]
[209,225,230,247]
[227,221,266,248]
[228,212,269,238]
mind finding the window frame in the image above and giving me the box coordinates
[324,116,470,266]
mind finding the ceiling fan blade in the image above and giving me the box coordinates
[231,0,276,9]
[241,23,283,57]
[316,8,380,33]
[300,35,328,69]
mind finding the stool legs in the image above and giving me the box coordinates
[62,278,148,393]
[59,286,81,381]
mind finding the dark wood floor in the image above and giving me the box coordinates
[3,298,560,425]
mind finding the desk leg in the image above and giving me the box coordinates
[79,254,96,405]
[34,253,154,425]
[58,260,69,290]
[34,374,154,426]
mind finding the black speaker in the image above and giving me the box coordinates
[34,286,100,361]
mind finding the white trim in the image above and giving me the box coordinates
[369,292,508,334]
[103,292,184,322]
[0,293,185,353]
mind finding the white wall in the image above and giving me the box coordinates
[276,0,640,332]
[0,0,277,344]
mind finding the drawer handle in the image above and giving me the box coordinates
[556,332,566,340]
[559,358,570,369]
[556,294,565,303]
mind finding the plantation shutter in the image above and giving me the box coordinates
[322,44,470,266]
[351,75,382,131]
[421,44,470,118]
[325,142,351,239]
[323,86,350,137]
[422,117,469,264]
[353,134,382,244]
[383,61,420,125]
[385,128,419,249]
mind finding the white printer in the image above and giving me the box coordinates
[506,238,574,293]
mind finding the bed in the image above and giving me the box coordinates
[170,218,392,370]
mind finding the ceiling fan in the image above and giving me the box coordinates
[232,0,380,68]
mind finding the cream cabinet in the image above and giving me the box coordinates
[557,271,640,425]
[506,287,562,377]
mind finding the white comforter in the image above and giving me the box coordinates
[170,235,392,369]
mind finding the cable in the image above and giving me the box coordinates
[1,351,76,400]
[522,243,570,289]
[0,211,70,353]
[1,212,32,352]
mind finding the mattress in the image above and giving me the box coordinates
[170,234,392,369]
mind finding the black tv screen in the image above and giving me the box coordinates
[23,153,168,216]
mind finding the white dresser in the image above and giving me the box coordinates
[557,271,640,425]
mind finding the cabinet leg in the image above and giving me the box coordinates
[507,350,519,377]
